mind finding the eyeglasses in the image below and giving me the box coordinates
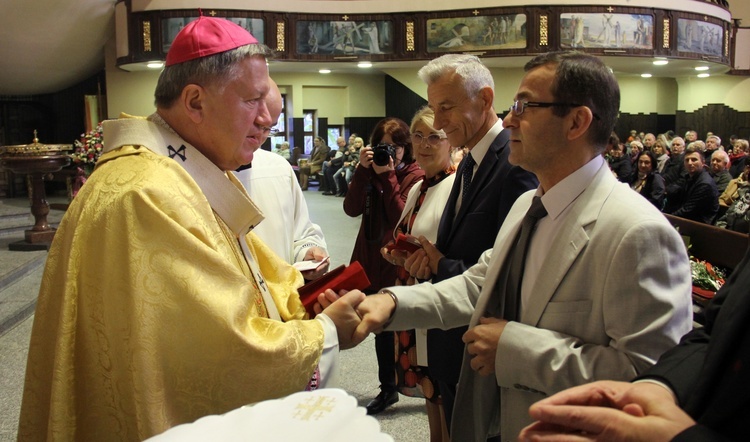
[260,126,279,136]
[509,100,600,120]
[411,132,446,146]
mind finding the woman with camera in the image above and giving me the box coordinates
[343,117,424,416]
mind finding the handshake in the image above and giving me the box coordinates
[312,290,397,350]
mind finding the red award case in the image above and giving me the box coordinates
[298,261,370,317]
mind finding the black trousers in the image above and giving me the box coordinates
[374,330,397,391]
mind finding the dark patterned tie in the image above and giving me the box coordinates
[487,196,547,321]
[461,153,476,205]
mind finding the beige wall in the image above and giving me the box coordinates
[618,77,679,115]
[268,72,385,123]
[677,75,750,112]
[105,38,160,117]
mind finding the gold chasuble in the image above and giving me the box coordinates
[18,115,324,441]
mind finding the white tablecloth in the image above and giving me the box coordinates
[145,388,394,441]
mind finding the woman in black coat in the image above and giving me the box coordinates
[630,150,666,210]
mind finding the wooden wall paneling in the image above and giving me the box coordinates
[616,112,655,140]
[536,6,555,52]
[653,9,671,56]
[615,112,678,140]
[345,117,384,144]
[385,75,427,126]
[268,12,287,54]
[317,117,328,145]
[676,104,750,141]
[403,13,421,57]
[656,114,677,136]
[291,117,305,152]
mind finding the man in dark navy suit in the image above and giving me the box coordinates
[396,53,537,434]
[520,246,750,441]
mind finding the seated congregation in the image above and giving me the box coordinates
[607,129,750,233]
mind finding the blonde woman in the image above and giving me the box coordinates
[382,106,456,442]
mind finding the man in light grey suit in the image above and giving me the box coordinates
[346,51,693,441]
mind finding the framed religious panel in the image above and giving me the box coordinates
[162,17,197,53]
[295,20,395,55]
[162,16,264,53]
[426,14,527,52]
[560,13,654,50]
[226,17,265,43]
[677,18,722,56]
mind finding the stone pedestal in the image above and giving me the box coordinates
[1,134,71,251]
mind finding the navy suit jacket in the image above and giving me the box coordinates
[642,246,750,441]
[427,128,538,382]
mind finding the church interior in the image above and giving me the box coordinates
[1,0,749,440]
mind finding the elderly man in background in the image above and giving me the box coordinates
[236,80,329,279]
[709,149,732,194]
[642,132,656,151]
[705,134,722,157]
[18,16,362,441]
[685,130,698,144]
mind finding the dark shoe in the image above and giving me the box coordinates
[337,192,346,197]
[322,191,335,196]
[366,389,399,415]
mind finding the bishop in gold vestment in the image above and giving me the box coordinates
[18,16,367,441]
[17,116,330,440]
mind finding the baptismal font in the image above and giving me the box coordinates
[0,131,71,250]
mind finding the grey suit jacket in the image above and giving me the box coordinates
[387,162,693,441]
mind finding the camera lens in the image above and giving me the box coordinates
[372,143,395,167]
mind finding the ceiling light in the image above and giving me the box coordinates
[698,73,710,78]
[319,69,331,74]
[146,61,164,69]
[695,66,710,71]
[652,60,669,66]
[357,61,372,68]
[641,73,652,78]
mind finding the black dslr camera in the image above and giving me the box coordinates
[372,143,397,167]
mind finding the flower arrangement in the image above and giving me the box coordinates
[690,257,726,292]
[70,123,104,173]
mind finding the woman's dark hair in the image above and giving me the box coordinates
[369,117,415,165]
[637,150,657,173]
[608,131,620,148]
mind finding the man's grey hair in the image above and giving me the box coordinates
[154,43,273,108]
[417,54,494,96]
[711,149,729,164]
[707,135,722,145]
[688,140,706,152]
